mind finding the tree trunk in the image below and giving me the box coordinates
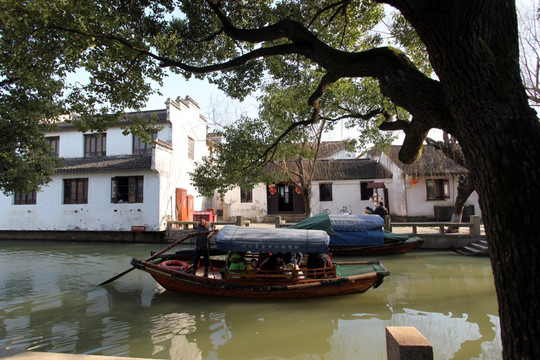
[302,186,313,218]
[394,2,540,358]
[446,175,474,233]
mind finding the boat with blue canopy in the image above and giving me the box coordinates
[289,212,424,256]
[130,226,390,299]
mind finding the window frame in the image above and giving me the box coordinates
[240,188,253,203]
[188,137,194,160]
[63,178,88,204]
[14,192,37,205]
[426,179,451,200]
[360,181,374,201]
[45,136,60,157]
[111,176,144,203]
[133,132,157,155]
[84,133,107,158]
[319,183,333,202]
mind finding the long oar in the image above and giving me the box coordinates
[97,230,213,286]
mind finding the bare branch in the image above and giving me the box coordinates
[307,1,351,28]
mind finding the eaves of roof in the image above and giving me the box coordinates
[266,159,392,181]
[55,155,152,173]
[386,145,467,177]
[313,159,393,180]
[53,109,169,130]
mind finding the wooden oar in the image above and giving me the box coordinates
[96,230,214,286]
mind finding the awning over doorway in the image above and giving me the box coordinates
[367,182,386,189]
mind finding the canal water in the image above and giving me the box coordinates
[0,241,501,360]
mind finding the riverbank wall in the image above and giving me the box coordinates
[0,225,486,251]
[0,230,165,243]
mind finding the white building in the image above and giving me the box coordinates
[0,96,209,233]
[213,142,393,221]
[377,145,481,220]
[214,143,482,222]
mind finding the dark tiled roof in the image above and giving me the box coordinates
[266,159,392,181]
[386,145,467,176]
[313,159,392,180]
[55,109,168,130]
[56,155,152,173]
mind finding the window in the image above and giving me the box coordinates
[240,188,252,203]
[319,183,333,202]
[188,137,194,160]
[45,136,59,157]
[14,192,36,205]
[111,176,144,203]
[133,133,157,155]
[360,181,374,200]
[426,179,450,200]
[64,178,88,204]
[84,134,106,157]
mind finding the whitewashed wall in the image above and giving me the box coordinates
[325,149,356,159]
[165,98,209,215]
[0,170,160,231]
[213,185,268,221]
[378,152,482,218]
[311,179,392,215]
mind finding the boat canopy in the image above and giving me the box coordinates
[328,213,383,232]
[289,212,384,232]
[288,212,386,246]
[215,226,330,254]
[288,211,334,234]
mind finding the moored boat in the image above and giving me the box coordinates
[131,226,390,299]
[289,212,424,256]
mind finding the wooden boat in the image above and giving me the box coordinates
[289,212,424,256]
[329,237,425,256]
[131,226,390,299]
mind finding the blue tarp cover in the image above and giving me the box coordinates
[330,229,384,246]
[215,225,330,254]
[288,212,387,246]
[328,214,383,231]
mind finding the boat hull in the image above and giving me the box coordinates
[330,239,424,256]
[132,259,389,299]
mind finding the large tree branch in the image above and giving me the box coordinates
[258,73,339,161]
[204,2,449,163]
[53,2,449,165]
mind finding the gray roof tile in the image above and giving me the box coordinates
[56,155,152,173]
[55,109,168,130]
[266,159,392,181]
[386,145,467,176]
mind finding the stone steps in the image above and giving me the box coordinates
[455,239,489,256]
[263,214,307,224]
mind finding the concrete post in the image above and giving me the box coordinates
[386,326,433,360]
[470,215,481,236]
[222,201,229,221]
[384,215,392,231]
[235,216,243,226]
[275,216,282,228]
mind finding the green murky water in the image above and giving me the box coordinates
[0,241,500,359]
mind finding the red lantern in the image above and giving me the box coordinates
[411,179,418,187]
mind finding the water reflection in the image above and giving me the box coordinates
[0,242,502,359]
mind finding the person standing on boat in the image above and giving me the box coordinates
[193,217,211,277]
